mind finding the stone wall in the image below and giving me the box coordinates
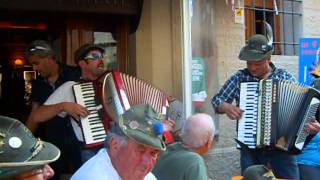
[303,0,320,37]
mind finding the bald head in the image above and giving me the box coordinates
[180,113,215,148]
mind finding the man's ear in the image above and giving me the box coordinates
[266,55,272,62]
[109,137,120,155]
[78,60,87,68]
[206,135,214,149]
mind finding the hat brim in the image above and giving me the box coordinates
[125,129,166,151]
[0,141,60,178]
[239,47,273,61]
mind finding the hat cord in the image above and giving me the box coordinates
[24,139,44,162]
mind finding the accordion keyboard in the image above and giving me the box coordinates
[237,82,259,149]
[295,97,320,150]
[73,82,106,147]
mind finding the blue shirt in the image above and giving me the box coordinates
[297,133,320,167]
[211,63,296,112]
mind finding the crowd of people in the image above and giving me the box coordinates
[0,34,319,180]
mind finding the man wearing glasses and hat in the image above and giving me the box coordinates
[211,34,299,179]
[71,104,166,180]
[0,115,61,180]
[26,43,108,177]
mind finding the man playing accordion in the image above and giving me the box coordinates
[26,44,108,171]
[211,34,299,179]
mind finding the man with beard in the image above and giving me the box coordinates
[26,44,107,178]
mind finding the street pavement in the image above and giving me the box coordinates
[204,115,241,180]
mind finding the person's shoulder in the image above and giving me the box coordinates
[144,172,157,180]
[58,81,77,90]
[60,64,81,78]
[274,67,296,80]
[174,145,203,161]
[63,64,80,71]
[275,67,291,74]
[224,69,248,83]
[71,150,110,179]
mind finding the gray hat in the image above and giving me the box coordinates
[74,44,105,64]
[239,34,274,61]
[0,116,60,179]
[25,40,55,59]
[243,165,276,180]
[118,104,166,151]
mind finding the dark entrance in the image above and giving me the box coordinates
[0,21,58,121]
[0,0,142,121]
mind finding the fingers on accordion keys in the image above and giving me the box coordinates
[95,104,103,110]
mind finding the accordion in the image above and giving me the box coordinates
[102,70,174,143]
[237,79,320,152]
[73,82,106,147]
[102,70,169,120]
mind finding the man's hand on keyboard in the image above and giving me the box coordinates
[304,117,320,135]
[63,102,90,121]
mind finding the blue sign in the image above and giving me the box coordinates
[299,38,320,85]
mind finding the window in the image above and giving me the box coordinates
[244,0,302,55]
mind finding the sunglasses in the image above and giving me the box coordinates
[28,46,49,52]
[84,53,104,60]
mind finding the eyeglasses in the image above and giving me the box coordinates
[84,53,104,60]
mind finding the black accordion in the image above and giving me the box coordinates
[237,79,320,153]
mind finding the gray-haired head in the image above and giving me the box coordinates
[25,40,55,60]
[104,122,128,150]
[180,113,215,148]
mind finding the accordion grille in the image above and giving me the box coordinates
[119,72,169,114]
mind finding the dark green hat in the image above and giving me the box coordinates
[0,116,60,179]
[118,104,166,151]
[243,165,276,180]
[239,34,274,61]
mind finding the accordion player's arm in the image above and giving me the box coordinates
[26,102,89,132]
[217,102,243,120]
[212,72,243,120]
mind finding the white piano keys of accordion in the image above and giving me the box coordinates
[73,82,107,147]
[237,82,259,149]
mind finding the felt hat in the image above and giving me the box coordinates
[243,165,276,180]
[0,116,60,179]
[118,104,166,151]
[239,34,274,61]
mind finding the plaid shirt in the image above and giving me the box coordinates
[211,63,296,112]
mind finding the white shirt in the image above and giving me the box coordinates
[44,81,84,141]
[71,148,157,180]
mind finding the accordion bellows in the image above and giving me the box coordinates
[102,70,169,122]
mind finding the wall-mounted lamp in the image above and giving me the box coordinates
[14,58,24,66]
